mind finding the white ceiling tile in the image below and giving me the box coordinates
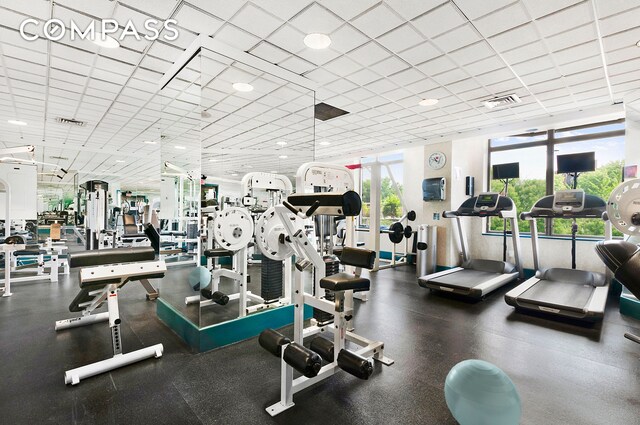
[174,3,224,36]
[351,3,404,39]
[598,8,640,36]
[118,0,179,18]
[230,3,284,38]
[431,68,469,85]
[432,23,481,52]
[388,68,426,86]
[289,3,344,34]
[320,0,379,21]
[473,2,530,38]
[186,0,245,20]
[267,24,306,54]
[369,56,409,76]
[322,56,361,77]
[501,42,548,67]
[606,45,639,65]
[376,24,424,52]
[329,24,369,54]
[454,0,518,19]
[553,41,600,65]
[463,55,505,76]
[346,68,383,86]
[347,42,391,67]
[252,0,312,21]
[511,54,555,75]
[249,42,291,64]
[278,55,315,74]
[521,0,582,19]
[384,0,447,20]
[447,41,495,65]
[416,55,456,76]
[488,23,539,52]
[557,55,602,75]
[595,0,640,18]
[536,2,593,38]
[411,3,466,38]
[214,23,261,51]
[546,23,598,52]
[365,78,399,94]
[324,78,359,94]
[396,42,441,66]
[296,46,341,66]
[521,68,563,86]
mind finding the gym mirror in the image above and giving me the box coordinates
[159,39,316,333]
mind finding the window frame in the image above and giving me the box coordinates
[486,118,625,238]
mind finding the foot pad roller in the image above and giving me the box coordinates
[309,337,334,362]
[283,343,322,378]
[337,349,373,380]
[259,329,291,357]
[201,289,229,305]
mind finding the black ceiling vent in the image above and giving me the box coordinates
[55,117,86,127]
[315,102,349,121]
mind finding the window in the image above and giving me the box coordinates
[488,119,625,237]
[359,153,404,228]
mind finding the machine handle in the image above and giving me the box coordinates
[305,201,321,217]
[283,201,300,215]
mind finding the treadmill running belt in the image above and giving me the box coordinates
[429,269,505,290]
[518,280,593,312]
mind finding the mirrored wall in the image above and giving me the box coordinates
[159,41,315,328]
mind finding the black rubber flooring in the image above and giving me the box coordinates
[1,262,639,424]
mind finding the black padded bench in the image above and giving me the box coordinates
[55,246,167,385]
[319,247,376,292]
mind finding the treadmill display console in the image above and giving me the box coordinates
[474,193,499,212]
[553,190,585,213]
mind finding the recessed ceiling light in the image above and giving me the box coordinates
[276,141,287,146]
[636,40,640,47]
[8,119,27,126]
[232,82,253,92]
[175,145,186,150]
[304,33,331,49]
[209,158,218,162]
[144,140,157,145]
[91,33,120,49]
[116,160,125,163]
[419,98,439,106]
[319,141,331,146]
[231,173,239,176]
[279,155,288,159]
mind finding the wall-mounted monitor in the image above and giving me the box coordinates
[492,162,520,180]
[556,152,596,174]
[422,177,446,201]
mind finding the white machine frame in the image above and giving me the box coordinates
[264,204,393,416]
[55,260,166,385]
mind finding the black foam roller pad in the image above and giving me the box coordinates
[283,343,322,378]
[309,337,335,362]
[258,329,290,357]
[69,246,156,268]
[337,349,373,380]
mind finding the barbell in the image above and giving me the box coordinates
[383,210,416,244]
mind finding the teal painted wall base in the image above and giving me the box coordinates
[157,298,312,352]
[620,295,640,321]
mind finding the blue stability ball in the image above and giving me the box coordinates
[188,266,211,291]
[445,359,521,425]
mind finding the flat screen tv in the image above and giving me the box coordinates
[556,152,596,174]
[492,162,519,180]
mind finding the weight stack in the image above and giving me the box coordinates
[186,222,198,251]
[313,255,340,324]
[261,257,283,302]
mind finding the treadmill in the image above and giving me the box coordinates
[504,189,611,321]
[419,193,524,299]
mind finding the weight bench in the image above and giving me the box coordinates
[55,246,166,385]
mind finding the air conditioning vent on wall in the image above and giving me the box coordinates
[482,94,521,109]
[55,117,87,127]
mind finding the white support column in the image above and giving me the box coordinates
[369,163,381,270]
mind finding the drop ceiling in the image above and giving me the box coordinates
[0,0,638,188]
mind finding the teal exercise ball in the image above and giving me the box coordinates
[444,359,521,425]
[188,266,211,291]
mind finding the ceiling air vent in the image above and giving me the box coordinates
[315,102,349,121]
[55,117,87,127]
[482,94,521,109]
